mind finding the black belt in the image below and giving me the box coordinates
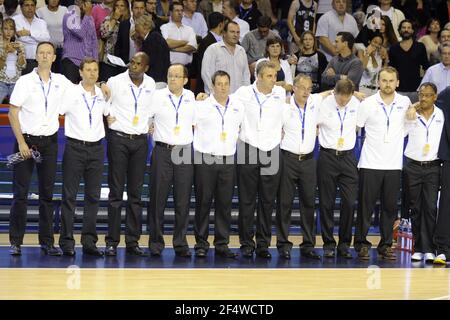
[320,147,353,156]
[282,150,314,161]
[155,141,192,150]
[67,137,102,146]
[24,133,57,140]
[110,129,147,140]
[407,158,441,167]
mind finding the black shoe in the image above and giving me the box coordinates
[83,247,104,257]
[195,248,207,258]
[41,245,62,256]
[62,248,76,256]
[378,247,396,260]
[9,245,21,256]
[150,249,162,257]
[358,247,370,260]
[323,249,335,258]
[241,247,254,258]
[175,249,192,258]
[215,248,238,258]
[337,249,353,259]
[301,250,321,260]
[126,246,147,256]
[256,249,272,259]
[105,246,117,256]
[279,250,291,260]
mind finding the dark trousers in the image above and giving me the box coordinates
[318,150,358,251]
[354,168,401,252]
[148,144,193,253]
[22,59,38,75]
[403,159,440,253]
[276,151,316,253]
[435,161,450,256]
[9,133,58,246]
[61,58,81,84]
[194,153,235,251]
[51,48,63,74]
[237,142,281,253]
[59,140,104,250]
[105,133,148,248]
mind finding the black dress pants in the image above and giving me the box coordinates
[59,139,104,251]
[434,161,450,256]
[105,132,148,248]
[9,133,58,246]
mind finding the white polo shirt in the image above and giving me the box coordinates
[60,84,109,142]
[13,14,51,60]
[404,106,445,162]
[107,70,156,135]
[193,94,245,156]
[9,69,73,136]
[236,83,286,152]
[160,22,197,65]
[317,94,360,151]
[357,91,411,170]
[281,94,322,155]
[149,87,196,145]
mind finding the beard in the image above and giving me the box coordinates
[400,32,413,40]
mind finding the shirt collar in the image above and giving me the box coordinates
[375,90,399,106]
[252,82,274,97]
[125,70,149,88]
[78,83,101,98]
[33,68,53,84]
[210,31,222,42]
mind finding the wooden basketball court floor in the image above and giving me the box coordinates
[0,234,449,300]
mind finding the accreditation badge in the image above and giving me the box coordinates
[220,131,227,142]
[174,125,181,135]
[132,116,139,127]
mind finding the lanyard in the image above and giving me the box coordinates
[82,93,98,128]
[215,98,230,132]
[381,102,395,133]
[294,99,307,143]
[418,114,436,143]
[39,74,52,115]
[336,106,348,137]
[252,88,271,120]
[169,94,184,125]
[130,85,143,116]
[239,5,252,20]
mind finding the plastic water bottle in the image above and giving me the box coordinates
[406,219,413,252]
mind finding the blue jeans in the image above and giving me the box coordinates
[0,82,16,103]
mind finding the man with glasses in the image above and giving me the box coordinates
[421,42,450,94]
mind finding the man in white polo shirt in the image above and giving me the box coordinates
[8,41,72,256]
[193,70,244,259]
[317,78,360,260]
[354,66,411,260]
[404,82,444,264]
[235,60,286,259]
[277,74,331,260]
[105,52,156,257]
[58,58,109,257]
[147,63,196,258]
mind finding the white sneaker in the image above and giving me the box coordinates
[424,253,436,263]
[411,252,424,261]
[433,254,447,265]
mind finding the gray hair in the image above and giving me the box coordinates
[135,14,155,30]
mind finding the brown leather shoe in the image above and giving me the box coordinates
[358,247,370,260]
[379,247,397,260]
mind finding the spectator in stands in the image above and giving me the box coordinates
[430,28,450,65]
[380,15,398,49]
[145,0,164,31]
[161,2,197,70]
[389,19,429,94]
[420,42,450,94]
[241,15,277,76]
[3,0,21,19]
[255,37,293,92]
[135,14,170,85]
[287,0,317,53]
[0,18,26,103]
[13,0,51,74]
[367,0,405,40]
[99,0,130,81]
[222,0,249,42]
[436,0,450,31]
[238,0,262,31]
[195,11,225,93]
[198,0,222,18]
[201,20,250,94]
[61,0,98,83]
[156,0,170,23]
[58,58,109,257]
[418,18,441,61]
[321,32,363,91]
[255,0,276,25]
[182,0,208,40]
[36,0,68,74]
[315,0,359,61]
[114,0,147,66]
[92,0,113,37]
[357,31,388,96]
